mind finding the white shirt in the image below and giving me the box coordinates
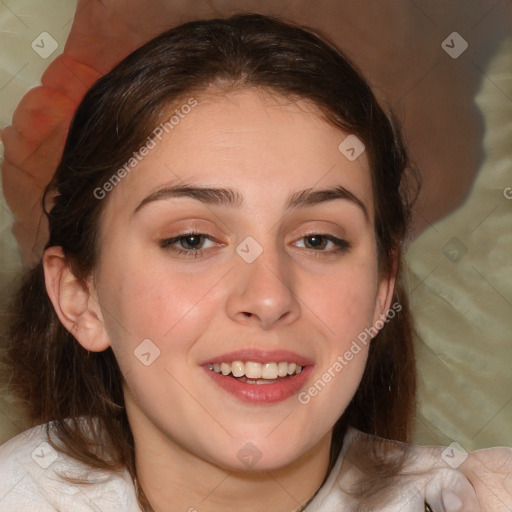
[0,421,510,511]
[0,422,139,511]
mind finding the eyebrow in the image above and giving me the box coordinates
[133,183,369,221]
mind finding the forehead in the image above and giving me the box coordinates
[102,87,374,221]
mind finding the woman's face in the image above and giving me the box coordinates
[91,88,394,471]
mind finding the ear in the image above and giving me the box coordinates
[43,246,110,352]
[372,256,399,329]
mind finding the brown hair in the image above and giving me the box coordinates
[1,13,418,510]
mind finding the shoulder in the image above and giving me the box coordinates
[0,422,141,512]
[351,429,512,512]
[311,428,512,512]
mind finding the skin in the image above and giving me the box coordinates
[43,88,395,511]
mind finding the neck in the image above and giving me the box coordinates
[128,409,333,512]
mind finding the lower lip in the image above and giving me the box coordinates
[203,366,313,404]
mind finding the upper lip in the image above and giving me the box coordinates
[199,349,314,367]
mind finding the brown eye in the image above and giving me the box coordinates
[295,234,350,253]
[177,234,205,250]
[159,232,220,258]
[304,235,328,250]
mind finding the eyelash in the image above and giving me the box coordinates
[159,231,351,259]
[159,231,219,259]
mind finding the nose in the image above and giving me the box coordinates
[226,241,301,330]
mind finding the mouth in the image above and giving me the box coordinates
[202,352,313,404]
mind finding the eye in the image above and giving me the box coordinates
[174,234,212,251]
[294,234,350,254]
[159,232,219,258]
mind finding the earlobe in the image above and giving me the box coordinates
[43,246,111,352]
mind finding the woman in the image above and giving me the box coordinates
[0,14,510,511]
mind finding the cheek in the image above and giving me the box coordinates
[97,255,224,366]
[307,257,380,346]
[292,256,379,412]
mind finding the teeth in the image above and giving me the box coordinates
[262,362,278,379]
[231,361,245,378]
[277,361,288,377]
[207,361,304,379]
[245,361,262,379]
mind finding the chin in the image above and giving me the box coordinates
[188,434,303,473]
[221,451,303,473]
